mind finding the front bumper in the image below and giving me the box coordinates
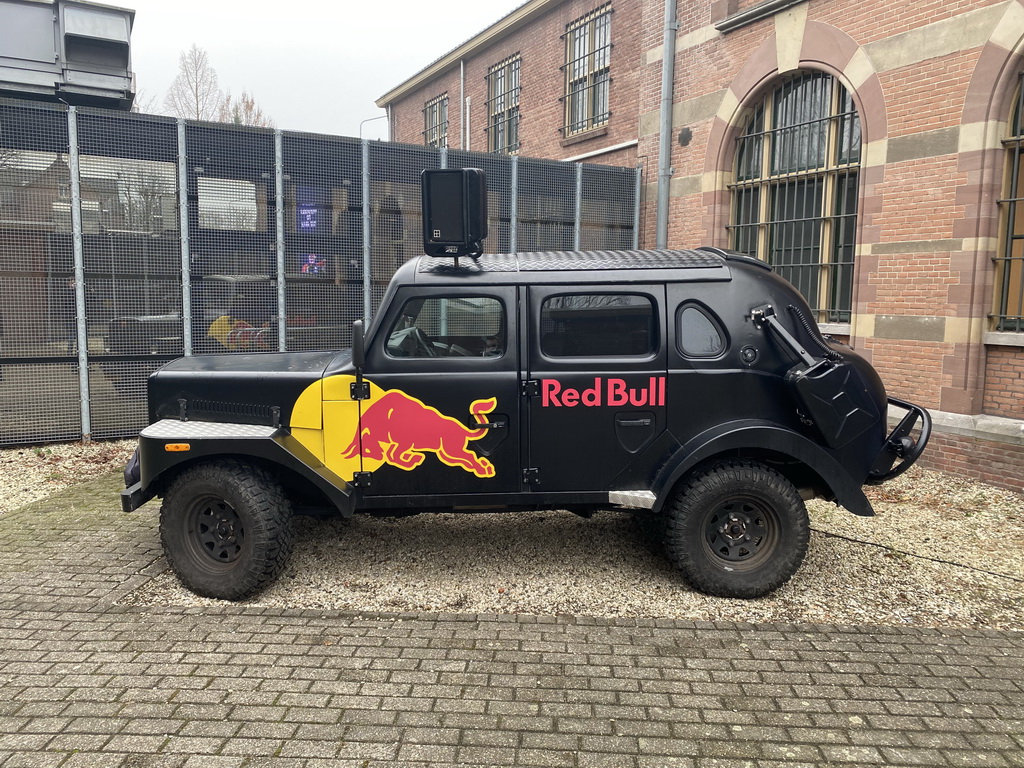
[121,481,155,513]
[866,397,932,484]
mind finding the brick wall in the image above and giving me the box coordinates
[920,431,1024,494]
[387,0,642,166]
[983,346,1024,420]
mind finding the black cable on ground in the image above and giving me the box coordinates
[809,526,1024,584]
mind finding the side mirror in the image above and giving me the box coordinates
[421,168,487,259]
[352,319,365,369]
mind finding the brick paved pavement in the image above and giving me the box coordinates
[0,474,1022,767]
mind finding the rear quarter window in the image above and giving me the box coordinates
[676,303,726,358]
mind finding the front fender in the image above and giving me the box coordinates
[650,421,874,517]
[122,419,355,515]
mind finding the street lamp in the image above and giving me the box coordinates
[359,114,388,140]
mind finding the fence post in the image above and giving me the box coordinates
[510,155,518,254]
[67,106,91,440]
[633,165,642,250]
[361,139,372,326]
[177,120,192,355]
[574,163,583,251]
[274,130,286,351]
[440,146,447,170]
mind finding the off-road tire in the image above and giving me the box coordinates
[160,459,293,601]
[665,460,809,598]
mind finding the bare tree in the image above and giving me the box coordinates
[218,89,275,128]
[131,87,159,115]
[117,160,175,232]
[163,44,223,121]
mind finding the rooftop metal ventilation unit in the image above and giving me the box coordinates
[0,0,135,110]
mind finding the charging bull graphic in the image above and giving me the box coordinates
[289,375,499,483]
[343,391,497,477]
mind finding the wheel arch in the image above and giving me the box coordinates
[651,422,874,517]
[138,435,355,515]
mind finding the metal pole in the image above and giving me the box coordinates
[440,146,447,170]
[177,120,192,355]
[510,155,518,254]
[574,163,583,251]
[656,0,678,249]
[634,165,642,250]
[274,130,286,352]
[67,106,91,440]
[361,139,372,325]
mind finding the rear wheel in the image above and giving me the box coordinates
[160,460,293,600]
[665,460,809,598]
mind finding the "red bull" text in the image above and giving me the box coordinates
[541,376,666,408]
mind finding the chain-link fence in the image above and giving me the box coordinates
[0,97,641,445]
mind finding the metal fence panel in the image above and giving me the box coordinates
[0,98,640,446]
[449,149,513,254]
[282,132,363,352]
[580,163,639,251]
[517,157,577,253]
[76,108,182,439]
[0,99,82,443]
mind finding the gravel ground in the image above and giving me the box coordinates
[2,439,1022,630]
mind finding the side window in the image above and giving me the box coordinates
[677,303,726,358]
[386,296,504,358]
[541,294,655,357]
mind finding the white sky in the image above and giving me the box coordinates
[125,0,526,140]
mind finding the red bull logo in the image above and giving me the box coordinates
[343,391,497,478]
[541,376,666,408]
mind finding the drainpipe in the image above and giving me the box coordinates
[460,60,466,149]
[656,0,678,249]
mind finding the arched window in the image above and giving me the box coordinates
[729,72,861,322]
[995,79,1024,332]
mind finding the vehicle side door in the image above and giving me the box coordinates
[335,285,520,499]
[525,285,668,492]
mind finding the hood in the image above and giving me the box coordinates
[149,350,350,426]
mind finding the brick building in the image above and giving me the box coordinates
[378,0,1024,491]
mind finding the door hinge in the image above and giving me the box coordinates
[523,467,540,485]
[351,471,372,488]
[350,379,370,400]
[522,380,540,397]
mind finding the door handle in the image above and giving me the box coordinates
[617,418,652,427]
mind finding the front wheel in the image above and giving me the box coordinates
[665,460,809,598]
[160,460,293,600]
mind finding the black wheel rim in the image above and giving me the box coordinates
[185,496,246,568]
[701,496,780,571]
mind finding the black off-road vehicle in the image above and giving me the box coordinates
[122,169,929,601]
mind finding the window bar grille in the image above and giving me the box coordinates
[485,57,521,154]
[423,96,448,149]
[996,76,1024,331]
[67,106,91,439]
[563,7,611,136]
[728,72,859,321]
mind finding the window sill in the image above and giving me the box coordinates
[984,331,1024,348]
[819,322,851,337]
[560,126,609,148]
